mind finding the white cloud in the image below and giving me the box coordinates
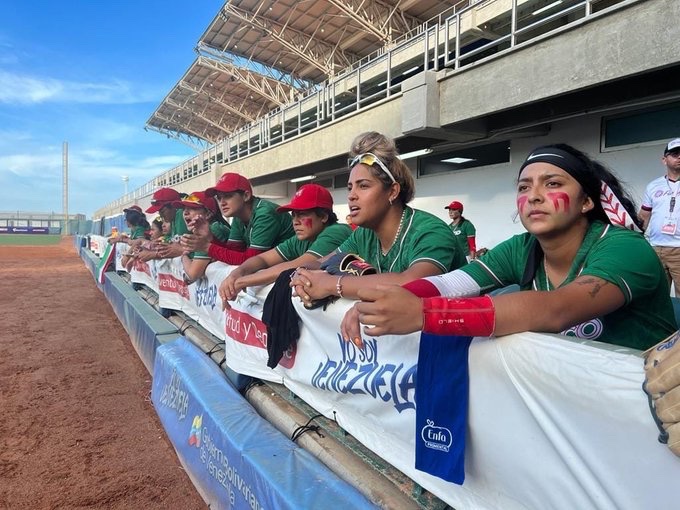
[0,146,192,215]
[0,152,58,177]
[0,70,159,105]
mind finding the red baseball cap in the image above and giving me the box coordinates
[171,191,217,214]
[277,184,334,212]
[445,200,464,211]
[123,205,144,214]
[205,173,253,197]
[145,188,182,213]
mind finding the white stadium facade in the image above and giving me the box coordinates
[95,0,680,251]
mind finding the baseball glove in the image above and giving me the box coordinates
[643,330,680,456]
[302,253,376,310]
[320,252,377,276]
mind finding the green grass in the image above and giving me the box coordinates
[0,234,64,245]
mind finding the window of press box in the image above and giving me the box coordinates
[602,102,680,152]
[418,141,511,177]
[296,177,333,191]
[333,172,350,189]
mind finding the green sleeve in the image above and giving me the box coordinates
[249,202,293,250]
[172,209,189,237]
[580,229,666,304]
[463,220,476,237]
[210,221,231,242]
[275,237,309,261]
[188,251,210,260]
[404,216,457,271]
[307,224,352,257]
[337,228,362,255]
[228,218,246,243]
[461,234,530,292]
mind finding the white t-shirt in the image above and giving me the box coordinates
[641,175,680,247]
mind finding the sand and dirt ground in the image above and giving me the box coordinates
[0,239,205,509]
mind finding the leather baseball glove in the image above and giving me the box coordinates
[320,252,377,276]
[302,253,376,310]
[643,330,680,456]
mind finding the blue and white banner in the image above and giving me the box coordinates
[152,338,375,510]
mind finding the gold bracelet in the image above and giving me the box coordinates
[336,275,345,298]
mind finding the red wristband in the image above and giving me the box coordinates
[422,295,495,337]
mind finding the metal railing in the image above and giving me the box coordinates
[101,0,627,213]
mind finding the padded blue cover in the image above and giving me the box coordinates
[152,338,376,510]
[103,274,179,374]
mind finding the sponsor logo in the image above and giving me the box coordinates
[159,369,189,420]
[562,318,603,340]
[188,415,202,447]
[194,279,218,309]
[158,272,190,300]
[421,419,453,452]
[225,308,296,368]
[654,189,675,198]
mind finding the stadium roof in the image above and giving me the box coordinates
[146,0,464,147]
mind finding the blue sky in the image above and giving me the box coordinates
[0,1,223,217]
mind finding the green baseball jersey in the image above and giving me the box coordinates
[171,209,189,240]
[210,221,231,243]
[276,222,352,261]
[450,218,476,254]
[337,207,466,273]
[129,225,147,240]
[461,221,676,350]
[228,198,294,250]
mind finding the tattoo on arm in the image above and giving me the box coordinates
[576,277,610,298]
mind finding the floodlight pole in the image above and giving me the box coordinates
[62,141,69,235]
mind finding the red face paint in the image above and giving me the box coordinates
[301,217,313,229]
[517,196,528,214]
[547,192,570,212]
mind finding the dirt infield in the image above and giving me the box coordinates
[0,239,205,509]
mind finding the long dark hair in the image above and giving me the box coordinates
[125,209,150,230]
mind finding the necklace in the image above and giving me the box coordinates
[378,208,407,256]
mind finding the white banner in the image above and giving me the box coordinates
[129,257,159,292]
[89,235,107,257]
[110,254,680,510]
[226,295,680,510]
[115,242,129,271]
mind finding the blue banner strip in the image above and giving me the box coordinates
[152,338,376,510]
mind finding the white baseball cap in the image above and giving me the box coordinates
[664,138,680,154]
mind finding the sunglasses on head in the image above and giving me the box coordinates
[348,153,396,184]
[183,194,204,206]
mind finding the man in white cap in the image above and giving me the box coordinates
[639,138,680,293]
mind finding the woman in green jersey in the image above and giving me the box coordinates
[174,191,224,283]
[290,131,467,305]
[218,183,352,305]
[344,143,676,351]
